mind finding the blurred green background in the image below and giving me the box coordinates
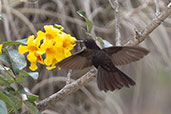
[1,0,171,114]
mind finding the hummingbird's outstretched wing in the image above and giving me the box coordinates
[56,48,93,70]
[103,46,149,66]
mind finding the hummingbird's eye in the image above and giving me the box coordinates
[84,39,87,43]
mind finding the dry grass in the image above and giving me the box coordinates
[1,0,171,114]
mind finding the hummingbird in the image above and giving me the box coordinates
[56,39,149,92]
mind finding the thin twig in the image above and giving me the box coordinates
[36,2,171,112]
[66,69,72,85]
[0,63,15,80]
[14,8,111,33]
[154,0,160,16]
[20,0,38,3]
[11,8,37,35]
[109,0,121,46]
[2,0,21,40]
[0,0,2,13]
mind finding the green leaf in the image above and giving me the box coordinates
[0,14,2,21]
[77,10,93,33]
[8,49,27,74]
[0,66,10,71]
[0,75,10,86]
[3,41,24,47]
[18,85,38,102]
[0,100,8,114]
[102,40,113,48]
[18,85,27,94]
[0,52,11,67]
[19,70,39,80]
[28,72,39,80]
[24,101,40,114]
[16,38,28,45]
[85,32,93,37]
[18,70,29,76]
[0,92,18,114]
[77,10,86,18]
[85,18,93,33]
[16,76,25,83]
[7,76,25,84]
[6,72,16,84]
[4,87,22,112]
[96,37,113,48]
[26,94,38,103]
[54,24,64,31]
[4,87,15,93]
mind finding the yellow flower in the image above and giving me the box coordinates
[42,41,62,70]
[40,37,74,70]
[36,25,77,70]
[37,25,62,49]
[18,35,44,71]
[0,44,3,54]
[37,25,64,53]
[62,34,76,50]
[44,25,60,40]
[18,25,77,71]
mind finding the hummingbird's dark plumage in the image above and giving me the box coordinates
[56,39,149,92]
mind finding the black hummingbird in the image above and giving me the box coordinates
[56,39,149,92]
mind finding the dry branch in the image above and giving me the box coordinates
[36,2,171,112]
[125,3,171,46]
[37,69,97,111]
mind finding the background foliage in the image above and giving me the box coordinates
[0,0,171,114]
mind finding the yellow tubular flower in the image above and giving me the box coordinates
[62,34,77,50]
[19,25,77,71]
[41,28,76,70]
[44,25,60,40]
[46,59,58,70]
[43,42,64,69]
[29,61,38,71]
[37,25,64,53]
[18,35,43,71]
[0,44,3,54]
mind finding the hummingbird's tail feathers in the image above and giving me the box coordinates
[97,66,135,92]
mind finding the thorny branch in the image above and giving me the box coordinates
[35,2,171,112]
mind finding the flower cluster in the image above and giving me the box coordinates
[0,44,2,54]
[18,25,76,71]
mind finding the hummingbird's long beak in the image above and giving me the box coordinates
[76,40,84,43]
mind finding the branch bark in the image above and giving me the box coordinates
[125,2,171,46]
[36,2,171,112]
[37,69,97,111]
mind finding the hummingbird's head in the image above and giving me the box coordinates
[83,39,100,50]
[76,38,100,49]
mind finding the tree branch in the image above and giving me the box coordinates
[125,2,171,46]
[37,69,97,112]
[36,2,171,112]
